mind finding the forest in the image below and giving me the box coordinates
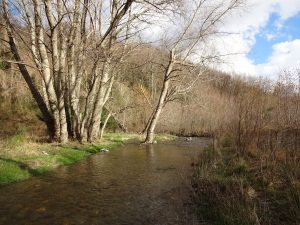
[0,0,299,224]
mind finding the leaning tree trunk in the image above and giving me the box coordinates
[143,51,175,144]
[143,78,170,144]
[2,0,56,138]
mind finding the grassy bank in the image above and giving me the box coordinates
[0,132,175,186]
[192,145,300,225]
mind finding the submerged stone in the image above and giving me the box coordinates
[100,149,110,153]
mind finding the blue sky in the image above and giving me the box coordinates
[215,0,300,77]
[248,12,300,64]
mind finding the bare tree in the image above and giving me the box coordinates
[1,0,170,142]
[143,0,244,143]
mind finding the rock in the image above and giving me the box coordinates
[185,137,192,141]
[100,148,110,152]
[153,140,157,144]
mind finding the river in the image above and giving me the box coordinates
[0,138,209,225]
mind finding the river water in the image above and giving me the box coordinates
[0,138,209,225]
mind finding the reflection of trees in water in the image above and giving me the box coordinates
[145,144,155,159]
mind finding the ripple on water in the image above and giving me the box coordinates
[0,138,210,225]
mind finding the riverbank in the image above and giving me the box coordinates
[0,133,176,185]
[192,145,300,225]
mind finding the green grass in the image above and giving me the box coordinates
[103,132,177,143]
[154,133,177,142]
[0,160,31,184]
[103,132,140,143]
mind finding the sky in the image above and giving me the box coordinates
[218,0,300,78]
[9,0,300,79]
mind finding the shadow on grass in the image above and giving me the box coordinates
[0,157,44,176]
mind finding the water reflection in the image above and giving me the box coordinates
[0,138,209,225]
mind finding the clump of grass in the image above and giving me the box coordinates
[0,160,31,184]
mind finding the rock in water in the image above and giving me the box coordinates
[100,148,110,152]
[185,137,192,141]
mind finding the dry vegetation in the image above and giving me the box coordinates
[191,70,300,225]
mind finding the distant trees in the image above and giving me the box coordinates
[207,69,300,155]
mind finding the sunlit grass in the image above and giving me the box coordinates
[0,160,31,185]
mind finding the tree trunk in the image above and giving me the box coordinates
[33,0,61,141]
[45,0,68,143]
[99,112,112,141]
[143,50,174,144]
[88,60,114,142]
[143,78,170,144]
[2,0,56,138]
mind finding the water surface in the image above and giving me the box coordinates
[0,138,209,225]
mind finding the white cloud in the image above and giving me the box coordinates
[140,0,300,78]
[265,33,276,41]
[256,39,300,77]
[217,0,300,77]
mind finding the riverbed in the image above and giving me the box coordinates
[0,138,209,225]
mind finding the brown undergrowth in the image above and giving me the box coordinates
[192,143,300,225]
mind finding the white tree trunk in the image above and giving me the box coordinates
[144,50,175,143]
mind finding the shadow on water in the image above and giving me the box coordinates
[0,138,210,225]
